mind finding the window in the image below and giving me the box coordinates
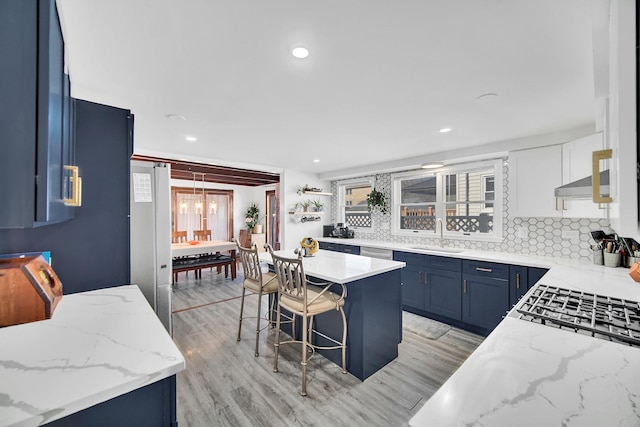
[337,178,373,231]
[172,187,233,241]
[482,175,494,209]
[392,159,502,240]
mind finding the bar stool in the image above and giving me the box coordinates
[266,244,347,397]
[235,239,279,357]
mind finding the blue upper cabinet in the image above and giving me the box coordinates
[0,0,76,228]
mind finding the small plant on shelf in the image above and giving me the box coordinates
[301,199,312,212]
[312,199,324,212]
[297,184,323,195]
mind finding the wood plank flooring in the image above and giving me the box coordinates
[172,269,484,426]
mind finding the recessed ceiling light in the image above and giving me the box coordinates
[292,47,309,59]
[185,136,197,142]
[438,128,452,133]
[421,162,444,169]
[166,114,186,120]
[313,159,320,163]
[475,93,498,103]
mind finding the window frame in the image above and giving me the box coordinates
[337,176,375,233]
[391,159,503,241]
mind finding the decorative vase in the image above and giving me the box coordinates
[254,224,263,234]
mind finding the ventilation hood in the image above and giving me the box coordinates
[554,170,609,199]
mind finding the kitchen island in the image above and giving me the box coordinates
[0,285,185,427]
[260,249,406,380]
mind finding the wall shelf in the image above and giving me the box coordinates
[288,211,325,215]
[303,191,333,196]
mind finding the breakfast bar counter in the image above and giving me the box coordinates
[260,249,406,380]
[0,285,185,427]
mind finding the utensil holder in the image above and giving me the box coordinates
[623,256,640,268]
[592,249,604,265]
[603,252,621,268]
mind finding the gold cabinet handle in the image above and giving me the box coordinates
[592,149,612,203]
[516,273,520,290]
[476,267,492,273]
[63,165,82,207]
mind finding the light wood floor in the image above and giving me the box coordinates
[172,268,484,427]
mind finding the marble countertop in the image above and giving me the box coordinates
[316,238,640,425]
[0,285,185,427]
[259,248,405,284]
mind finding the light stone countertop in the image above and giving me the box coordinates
[314,238,640,426]
[259,248,405,284]
[0,285,185,427]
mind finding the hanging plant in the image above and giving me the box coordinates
[366,189,388,214]
[366,175,389,214]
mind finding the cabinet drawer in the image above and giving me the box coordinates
[341,244,360,255]
[320,242,339,252]
[462,260,509,280]
[426,255,461,272]
[393,251,424,265]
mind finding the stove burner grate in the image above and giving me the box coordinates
[516,284,640,347]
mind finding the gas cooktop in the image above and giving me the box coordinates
[516,284,640,348]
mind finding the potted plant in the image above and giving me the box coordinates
[366,188,389,214]
[312,199,324,212]
[244,202,260,232]
[301,200,312,212]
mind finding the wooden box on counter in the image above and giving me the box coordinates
[0,255,63,327]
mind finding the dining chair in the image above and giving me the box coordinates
[172,231,187,243]
[171,231,190,282]
[235,239,279,357]
[266,244,347,397]
[193,229,211,241]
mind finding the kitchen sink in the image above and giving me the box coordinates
[409,246,465,254]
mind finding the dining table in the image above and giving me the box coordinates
[171,240,237,280]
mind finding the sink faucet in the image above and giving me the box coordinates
[435,218,444,247]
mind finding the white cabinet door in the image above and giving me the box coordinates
[561,133,607,218]
[509,145,563,218]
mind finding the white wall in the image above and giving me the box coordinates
[281,169,331,250]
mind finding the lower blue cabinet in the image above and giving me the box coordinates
[462,273,509,330]
[425,268,462,320]
[401,263,425,310]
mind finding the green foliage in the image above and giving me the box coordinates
[366,188,388,214]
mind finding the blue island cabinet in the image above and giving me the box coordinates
[311,269,402,381]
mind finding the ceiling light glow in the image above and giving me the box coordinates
[185,136,197,142]
[421,162,444,169]
[438,128,452,133]
[313,159,320,163]
[292,47,309,59]
[166,113,186,121]
[475,93,498,103]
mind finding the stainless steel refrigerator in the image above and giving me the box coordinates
[130,160,173,334]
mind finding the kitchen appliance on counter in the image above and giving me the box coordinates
[0,254,63,327]
[330,223,355,238]
[515,283,640,348]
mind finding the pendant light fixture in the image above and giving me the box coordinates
[194,173,203,215]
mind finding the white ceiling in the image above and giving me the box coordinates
[57,0,600,177]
